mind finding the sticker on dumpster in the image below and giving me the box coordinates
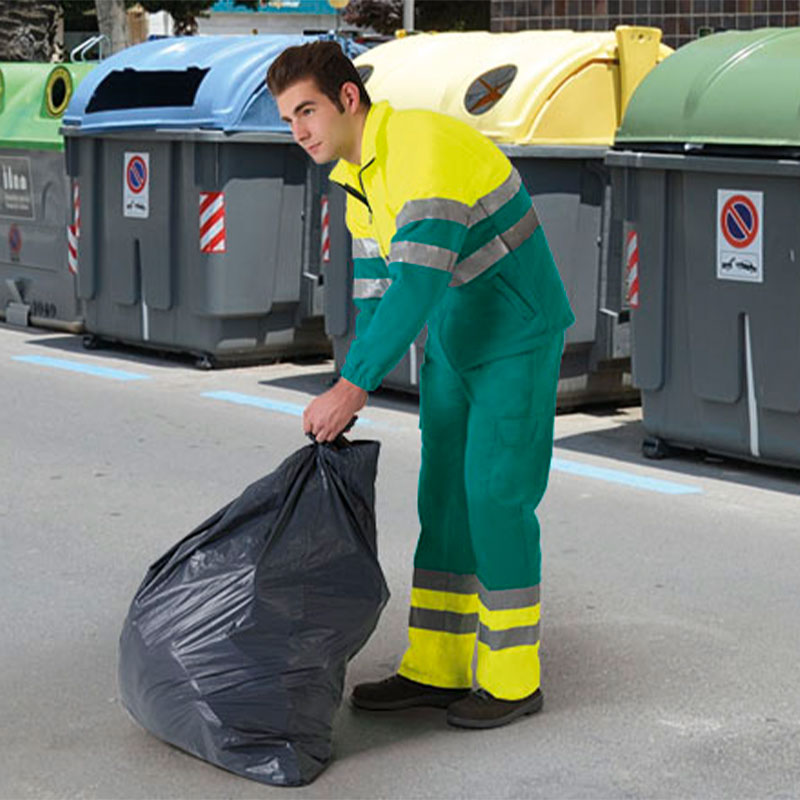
[717,190,763,283]
[0,156,34,220]
[465,65,517,116]
[124,152,149,219]
[199,192,226,254]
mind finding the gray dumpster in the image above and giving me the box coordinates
[606,27,800,468]
[0,62,94,332]
[326,28,672,405]
[62,35,332,367]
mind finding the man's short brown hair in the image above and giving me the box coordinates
[267,40,371,111]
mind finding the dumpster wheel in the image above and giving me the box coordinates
[82,334,105,351]
[195,354,216,371]
[642,436,672,460]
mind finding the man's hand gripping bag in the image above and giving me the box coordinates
[118,439,388,786]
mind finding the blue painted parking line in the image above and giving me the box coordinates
[551,457,702,495]
[12,355,150,382]
[202,390,376,427]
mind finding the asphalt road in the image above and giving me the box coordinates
[1,322,799,800]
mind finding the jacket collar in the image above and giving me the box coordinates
[329,100,392,187]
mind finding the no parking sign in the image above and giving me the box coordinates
[123,152,149,219]
[717,189,763,283]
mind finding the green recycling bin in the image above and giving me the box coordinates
[606,27,800,468]
[0,62,94,331]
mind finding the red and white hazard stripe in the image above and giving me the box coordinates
[67,179,80,275]
[67,225,78,275]
[625,229,640,309]
[321,194,331,263]
[199,191,226,254]
[73,179,80,235]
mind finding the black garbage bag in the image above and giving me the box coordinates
[118,439,389,787]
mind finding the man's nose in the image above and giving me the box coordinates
[293,120,310,143]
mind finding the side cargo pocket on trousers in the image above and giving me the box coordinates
[490,416,552,506]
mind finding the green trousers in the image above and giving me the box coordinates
[397,331,564,700]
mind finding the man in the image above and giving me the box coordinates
[269,41,574,729]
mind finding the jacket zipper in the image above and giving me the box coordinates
[337,182,371,209]
[357,157,375,214]
[331,157,376,214]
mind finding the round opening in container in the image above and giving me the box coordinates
[45,67,72,117]
[464,65,517,115]
[357,65,373,84]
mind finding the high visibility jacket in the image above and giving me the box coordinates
[329,101,574,391]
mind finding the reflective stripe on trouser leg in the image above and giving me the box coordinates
[398,355,477,689]
[476,584,541,700]
[462,336,563,699]
[398,569,478,688]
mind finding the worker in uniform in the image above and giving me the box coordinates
[269,41,574,729]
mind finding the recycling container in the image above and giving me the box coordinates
[62,35,335,367]
[0,62,94,331]
[325,27,671,405]
[606,27,800,468]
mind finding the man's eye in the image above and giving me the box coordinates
[303,108,314,116]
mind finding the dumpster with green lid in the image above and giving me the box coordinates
[606,27,800,468]
[326,27,671,406]
[62,34,342,367]
[0,62,94,331]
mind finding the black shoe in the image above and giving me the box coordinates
[351,674,471,711]
[446,688,543,729]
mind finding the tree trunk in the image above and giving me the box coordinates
[95,0,129,55]
[0,0,60,62]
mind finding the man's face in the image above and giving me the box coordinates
[276,77,356,164]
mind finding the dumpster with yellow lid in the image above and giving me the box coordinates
[0,62,94,331]
[325,27,672,406]
[354,27,670,145]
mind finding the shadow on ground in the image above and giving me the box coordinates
[554,410,800,498]
[20,331,194,371]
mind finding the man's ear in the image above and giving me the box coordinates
[340,81,362,114]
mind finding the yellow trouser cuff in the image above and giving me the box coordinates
[399,627,475,689]
[476,641,540,700]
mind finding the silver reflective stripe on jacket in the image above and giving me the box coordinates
[389,240,459,273]
[352,237,382,260]
[396,197,471,229]
[478,167,522,217]
[387,167,540,285]
[353,277,392,300]
[450,205,540,287]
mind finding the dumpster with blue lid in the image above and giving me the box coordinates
[62,34,340,366]
[325,27,671,406]
[606,27,800,468]
[0,62,95,332]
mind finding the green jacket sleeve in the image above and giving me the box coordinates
[342,261,451,391]
[342,212,470,391]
